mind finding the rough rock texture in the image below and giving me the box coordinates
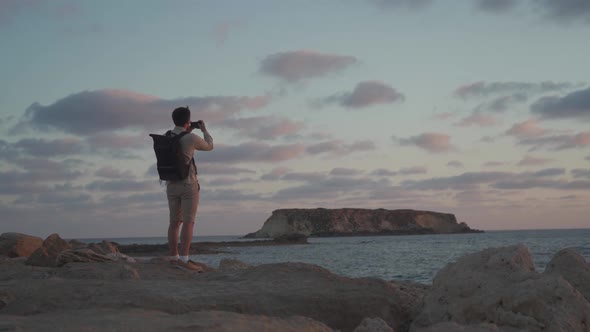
[413,322,514,332]
[0,259,426,332]
[0,232,43,258]
[411,245,590,332]
[56,248,115,267]
[25,233,72,267]
[244,208,480,238]
[353,317,395,332]
[544,247,590,302]
[218,258,252,272]
[2,309,334,332]
[87,240,120,255]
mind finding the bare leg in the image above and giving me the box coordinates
[179,221,194,256]
[168,221,181,256]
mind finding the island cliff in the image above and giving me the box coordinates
[244,208,481,238]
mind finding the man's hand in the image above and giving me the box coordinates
[196,120,206,132]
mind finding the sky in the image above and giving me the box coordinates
[1,0,589,238]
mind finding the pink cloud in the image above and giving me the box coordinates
[261,167,292,180]
[213,20,242,46]
[306,140,376,156]
[455,112,501,127]
[199,142,305,163]
[259,50,358,82]
[517,155,554,167]
[432,112,457,121]
[397,133,455,153]
[505,119,549,138]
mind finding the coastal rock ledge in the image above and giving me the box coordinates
[245,208,481,238]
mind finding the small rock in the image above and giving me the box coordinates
[0,290,15,309]
[353,317,394,332]
[119,265,140,280]
[25,234,71,267]
[0,232,43,258]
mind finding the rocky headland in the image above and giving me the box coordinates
[1,232,589,331]
[244,208,481,238]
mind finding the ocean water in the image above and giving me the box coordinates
[84,229,590,284]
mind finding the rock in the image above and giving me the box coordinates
[0,261,422,332]
[0,232,43,258]
[68,239,87,249]
[411,244,590,332]
[244,208,482,238]
[88,240,119,255]
[106,252,136,263]
[353,317,394,332]
[412,322,508,332]
[56,248,114,266]
[2,309,335,332]
[544,248,590,301]
[0,290,15,310]
[218,258,252,272]
[25,234,71,267]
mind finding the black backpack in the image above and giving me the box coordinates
[149,130,196,181]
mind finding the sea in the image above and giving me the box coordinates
[80,229,590,284]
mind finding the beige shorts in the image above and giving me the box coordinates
[166,182,200,223]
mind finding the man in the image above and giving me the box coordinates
[166,106,213,270]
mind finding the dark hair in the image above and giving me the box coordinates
[172,106,190,126]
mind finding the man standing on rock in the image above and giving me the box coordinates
[165,106,213,270]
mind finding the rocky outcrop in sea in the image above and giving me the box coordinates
[1,232,589,331]
[244,208,481,238]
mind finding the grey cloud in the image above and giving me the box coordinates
[316,81,404,109]
[198,164,257,175]
[493,179,590,190]
[205,177,255,187]
[396,133,455,153]
[330,168,364,176]
[219,116,304,140]
[531,168,565,177]
[586,155,590,161]
[260,167,291,181]
[259,50,358,82]
[85,179,157,192]
[399,166,427,175]
[454,112,500,127]
[475,0,519,13]
[517,131,590,150]
[95,166,135,179]
[199,142,305,163]
[483,161,508,167]
[12,138,84,157]
[571,169,590,178]
[473,93,529,113]
[0,170,52,194]
[202,189,263,202]
[17,89,270,135]
[37,192,92,205]
[368,0,433,10]
[454,81,577,99]
[447,160,464,168]
[531,87,590,120]
[282,172,327,183]
[517,155,554,166]
[306,140,376,156]
[273,176,390,200]
[370,168,398,176]
[401,172,511,190]
[532,0,590,23]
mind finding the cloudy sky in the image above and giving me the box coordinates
[1,0,589,238]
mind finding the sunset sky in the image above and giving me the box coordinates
[1,0,589,238]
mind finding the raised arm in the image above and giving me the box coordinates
[191,121,213,151]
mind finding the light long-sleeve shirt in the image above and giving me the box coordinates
[169,126,213,184]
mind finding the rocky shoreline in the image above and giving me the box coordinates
[1,232,589,331]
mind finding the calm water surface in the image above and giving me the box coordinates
[84,229,590,284]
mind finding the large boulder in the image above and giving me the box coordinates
[0,233,43,258]
[25,234,72,267]
[1,309,335,332]
[544,248,590,302]
[411,244,590,332]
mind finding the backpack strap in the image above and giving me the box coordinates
[168,131,197,175]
